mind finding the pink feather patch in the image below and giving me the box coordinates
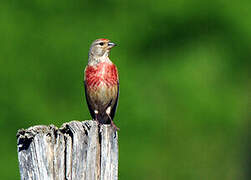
[99,38,109,41]
[85,63,118,89]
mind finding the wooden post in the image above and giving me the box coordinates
[16,120,118,180]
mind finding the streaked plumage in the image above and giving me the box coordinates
[84,39,119,128]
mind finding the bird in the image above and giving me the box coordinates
[84,38,119,130]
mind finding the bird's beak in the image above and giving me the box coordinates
[108,42,117,48]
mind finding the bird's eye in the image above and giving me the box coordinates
[99,42,104,46]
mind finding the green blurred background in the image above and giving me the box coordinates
[1,0,250,179]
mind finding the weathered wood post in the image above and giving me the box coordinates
[16,120,118,180]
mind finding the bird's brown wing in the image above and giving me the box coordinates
[84,80,95,120]
[110,81,119,120]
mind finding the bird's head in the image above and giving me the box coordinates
[88,38,116,60]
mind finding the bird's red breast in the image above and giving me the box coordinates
[85,62,118,89]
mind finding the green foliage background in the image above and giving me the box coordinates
[1,0,250,179]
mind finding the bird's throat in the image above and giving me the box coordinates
[88,52,110,66]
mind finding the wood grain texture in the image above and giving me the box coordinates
[16,120,118,180]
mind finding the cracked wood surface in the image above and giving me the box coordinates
[16,120,118,180]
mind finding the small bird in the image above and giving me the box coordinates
[84,38,119,130]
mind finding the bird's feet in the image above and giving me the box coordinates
[111,120,120,131]
[107,113,120,131]
[93,116,101,127]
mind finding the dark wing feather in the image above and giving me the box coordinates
[84,81,95,120]
[110,81,119,120]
